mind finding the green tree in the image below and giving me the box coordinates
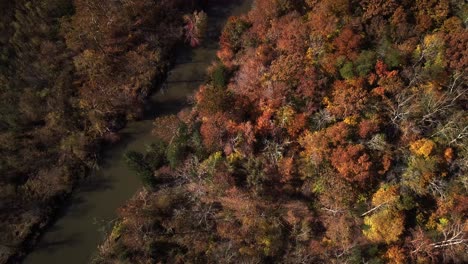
[125,151,155,188]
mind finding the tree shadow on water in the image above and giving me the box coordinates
[79,175,113,193]
[145,98,188,120]
[32,232,82,254]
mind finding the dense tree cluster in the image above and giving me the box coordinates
[97,0,467,263]
[0,0,199,262]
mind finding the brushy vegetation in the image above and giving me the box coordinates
[0,0,202,262]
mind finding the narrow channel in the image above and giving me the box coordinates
[24,1,252,263]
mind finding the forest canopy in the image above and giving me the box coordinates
[96,0,467,263]
[0,0,466,263]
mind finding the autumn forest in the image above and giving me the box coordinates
[0,0,467,263]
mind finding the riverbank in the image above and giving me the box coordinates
[0,1,205,263]
[93,0,468,262]
[92,1,253,262]
[17,1,251,264]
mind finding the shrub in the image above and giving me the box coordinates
[220,17,252,52]
[355,50,376,76]
[144,139,167,170]
[190,125,206,159]
[339,61,355,79]
[211,63,228,89]
[124,151,156,188]
[166,123,190,168]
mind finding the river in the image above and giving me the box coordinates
[23,1,252,263]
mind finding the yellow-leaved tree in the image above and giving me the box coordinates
[363,185,405,244]
[363,208,405,244]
